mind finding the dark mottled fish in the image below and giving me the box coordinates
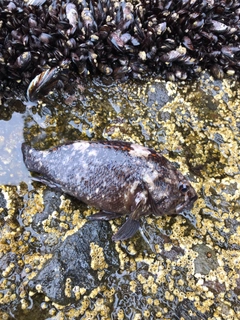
[22,140,198,241]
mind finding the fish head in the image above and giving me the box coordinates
[144,167,198,217]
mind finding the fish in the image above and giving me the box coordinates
[22,140,198,241]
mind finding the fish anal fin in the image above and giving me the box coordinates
[112,217,140,241]
[88,211,123,221]
[32,176,63,192]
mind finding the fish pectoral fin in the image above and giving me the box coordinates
[112,216,140,241]
[130,190,148,220]
[88,211,123,221]
[111,190,148,241]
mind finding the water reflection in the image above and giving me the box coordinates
[0,112,27,185]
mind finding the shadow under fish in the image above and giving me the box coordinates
[22,140,198,241]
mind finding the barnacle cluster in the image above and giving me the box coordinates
[0,0,240,97]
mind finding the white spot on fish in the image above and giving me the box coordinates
[129,144,151,158]
[88,149,98,157]
[95,188,99,194]
[73,141,90,152]
[135,191,147,206]
[130,180,139,194]
[165,177,173,184]
[82,162,88,169]
[143,171,159,191]
[147,161,155,170]
[42,151,49,158]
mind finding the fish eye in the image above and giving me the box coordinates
[179,183,189,193]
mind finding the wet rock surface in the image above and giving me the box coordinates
[0,73,240,319]
[193,244,219,275]
[29,220,119,305]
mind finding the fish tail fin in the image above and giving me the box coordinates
[21,143,38,172]
[22,143,31,164]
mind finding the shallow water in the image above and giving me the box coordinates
[0,111,27,185]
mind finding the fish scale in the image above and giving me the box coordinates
[22,140,198,241]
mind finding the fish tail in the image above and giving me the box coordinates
[21,143,38,172]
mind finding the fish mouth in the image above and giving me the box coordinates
[176,193,198,214]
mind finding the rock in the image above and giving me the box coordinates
[28,220,119,304]
[193,244,219,275]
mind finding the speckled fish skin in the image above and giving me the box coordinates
[22,140,198,241]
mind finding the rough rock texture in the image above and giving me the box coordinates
[29,220,119,304]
